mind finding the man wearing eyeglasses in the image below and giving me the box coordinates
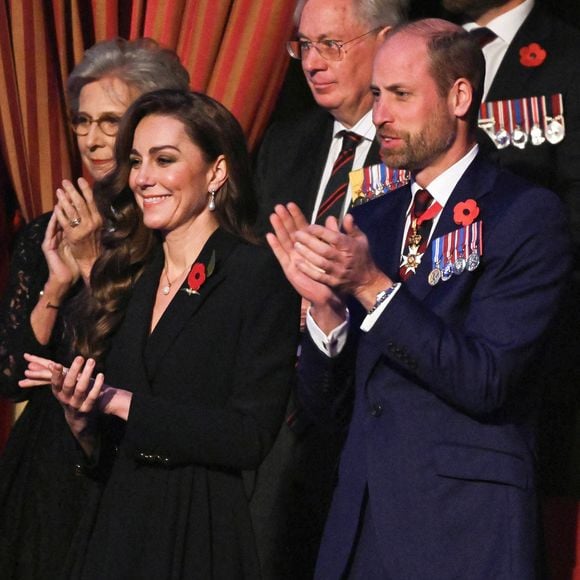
[250,1,408,578]
[255,0,409,228]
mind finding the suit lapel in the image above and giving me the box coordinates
[487,5,550,100]
[297,112,335,218]
[144,228,239,380]
[404,155,497,300]
[104,244,162,394]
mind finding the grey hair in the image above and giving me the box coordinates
[293,0,410,29]
[67,38,190,115]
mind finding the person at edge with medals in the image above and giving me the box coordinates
[442,0,580,499]
[267,18,570,578]
[20,89,300,579]
[0,39,190,579]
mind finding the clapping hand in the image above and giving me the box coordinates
[41,212,80,290]
[266,203,347,334]
[54,178,103,284]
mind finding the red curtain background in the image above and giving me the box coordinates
[0,0,296,445]
[0,0,295,222]
[1,3,579,578]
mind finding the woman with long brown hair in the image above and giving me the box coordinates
[0,39,190,579]
[25,90,299,579]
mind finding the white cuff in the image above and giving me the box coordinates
[360,283,401,332]
[306,307,350,358]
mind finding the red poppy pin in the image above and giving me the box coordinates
[183,251,215,296]
[519,43,546,68]
[453,199,480,227]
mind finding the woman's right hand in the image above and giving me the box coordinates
[54,178,103,284]
[41,211,80,293]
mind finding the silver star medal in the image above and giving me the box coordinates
[401,246,423,275]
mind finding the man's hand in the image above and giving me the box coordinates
[266,203,347,333]
[292,213,394,312]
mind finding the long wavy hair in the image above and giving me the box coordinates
[71,90,258,360]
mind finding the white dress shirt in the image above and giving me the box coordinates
[464,0,534,100]
[310,110,376,224]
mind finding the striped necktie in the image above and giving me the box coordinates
[315,131,362,224]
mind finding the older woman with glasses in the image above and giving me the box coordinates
[0,38,189,580]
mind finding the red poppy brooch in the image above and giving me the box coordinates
[519,43,547,68]
[453,199,480,227]
[183,251,215,296]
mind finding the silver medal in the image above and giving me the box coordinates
[442,262,454,281]
[428,268,442,286]
[511,127,528,150]
[453,257,467,275]
[545,116,565,144]
[466,252,480,272]
[530,124,545,146]
[494,128,510,149]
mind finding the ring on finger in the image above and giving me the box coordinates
[69,216,82,228]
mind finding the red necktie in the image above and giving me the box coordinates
[399,189,438,281]
[315,131,362,224]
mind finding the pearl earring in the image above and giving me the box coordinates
[208,189,216,211]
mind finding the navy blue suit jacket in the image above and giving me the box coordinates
[299,154,571,579]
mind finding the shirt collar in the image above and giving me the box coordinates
[332,110,375,142]
[464,0,534,45]
[411,145,479,209]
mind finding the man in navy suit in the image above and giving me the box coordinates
[268,18,570,578]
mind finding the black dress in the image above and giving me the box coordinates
[63,229,300,579]
[0,214,95,580]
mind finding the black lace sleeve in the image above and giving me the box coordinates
[0,213,54,399]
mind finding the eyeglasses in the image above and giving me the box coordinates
[287,28,380,62]
[71,113,122,136]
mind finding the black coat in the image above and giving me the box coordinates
[64,229,300,580]
[477,3,580,267]
[476,3,580,497]
[0,214,95,580]
[251,107,381,578]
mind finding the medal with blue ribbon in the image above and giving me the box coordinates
[429,221,483,285]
